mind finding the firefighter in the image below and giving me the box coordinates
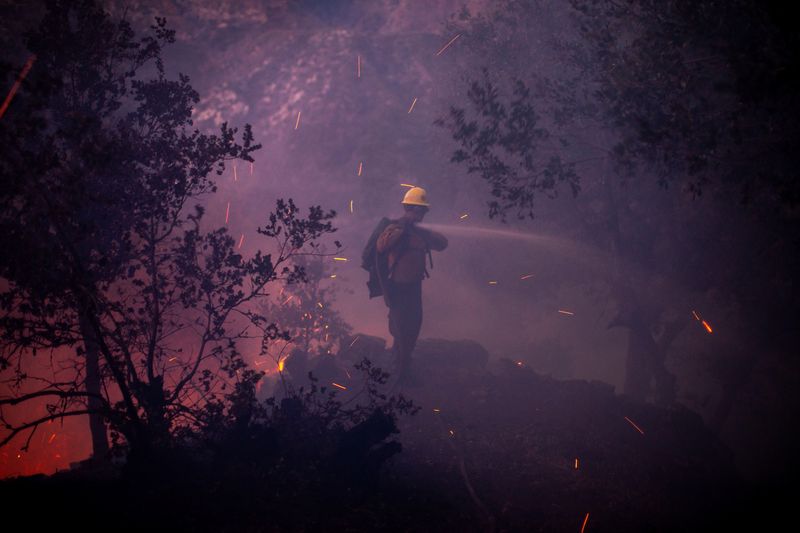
[376,187,448,385]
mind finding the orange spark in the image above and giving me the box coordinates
[48,433,56,444]
[460,214,469,219]
[278,359,285,372]
[233,161,238,181]
[488,280,498,285]
[574,458,579,469]
[449,429,455,436]
[294,111,301,130]
[0,55,36,120]
[407,97,418,114]
[580,512,590,533]
[358,161,363,176]
[702,320,713,334]
[348,336,360,348]
[435,34,461,56]
[238,234,245,249]
[333,257,348,261]
[329,274,337,279]
[400,183,415,188]
[225,202,230,224]
[357,55,361,78]
[432,408,441,413]
[558,309,574,316]
[317,302,323,308]
[520,273,535,280]
[331,382,347,390]
[349,199,354,213]
[168,357,177,362]
[691,310,700,321]
[624,416,645,435]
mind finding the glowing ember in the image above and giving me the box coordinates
[407,97,418,114]
[348,336,360,348]
[333,257,348,262]
[624,416,645,435]
[488,280,498,285]
[168,357,177,362]
[349,199,354,213]
[435,34,461,56]
[558,309,574,316]
[358,161,363,176]
[0,55,36,120]
[225,202,230,224]
[331,382,347,390]
[580,512,590,533]
[574,458,579,469]
[317,302,323,308]
[460,214,469,219]
[294,111,301,130]
[400,183,415,188]
[702,320,713,334]
[433,408,441,413]
[329,274,337,279]
[238,234,245,249]
[278,359,285,372]
[520,273,535,280]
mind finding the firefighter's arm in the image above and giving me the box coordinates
[418,227,448,251]
[376,223,407,253]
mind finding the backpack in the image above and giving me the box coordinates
[361,217,393,300]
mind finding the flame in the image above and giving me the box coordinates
[624,416,645,435]
[278,358,285,372]
[407,97,418,114]
[558,309,574,316]
[294,111,301,130]
[435,34,461,56]
[331,382,347,390]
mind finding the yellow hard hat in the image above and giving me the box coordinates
[401,186,430,207]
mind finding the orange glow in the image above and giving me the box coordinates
[624,416,645,435]
[238,234,245,249]
[574,458,579,469]
[333,257,348,262]
[460,214,469,219]
[558,309,574,316]
[48,434,56,444]
[294,111,301,130]
[435,34,461,56]
[520,273,535,280]
[358,161,363,176]
[331,382,347,390]
[580,512,590,533]
[225,202,230,224]
[407,97,418,114]
[0,55,36,120]
[702,320,713,334]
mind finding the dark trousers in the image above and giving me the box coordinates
[386,280,422,377]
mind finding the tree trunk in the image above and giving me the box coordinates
[78,311,109,461]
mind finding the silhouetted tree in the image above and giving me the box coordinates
[0,1,343,461]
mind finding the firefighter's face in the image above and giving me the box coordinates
[407,205,428,222]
